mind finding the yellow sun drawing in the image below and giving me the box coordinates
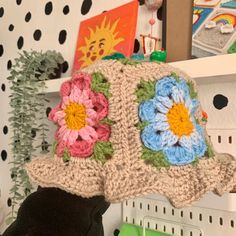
[78,16,124,68]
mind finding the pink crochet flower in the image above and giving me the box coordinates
[72,72,92,90]
[90,92,108,120]
[95,124,111,141]
[55,124,110,158]
[55,140,66,157]
[49,73,111,158]
[69,140,94,158]
[49,103,61,122]
[60,81,71,97]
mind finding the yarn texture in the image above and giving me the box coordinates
[26,60,236,207]
[49,72,112,161]
[138,76,206,165]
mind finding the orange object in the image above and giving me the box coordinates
[202,111,208,119]
[72,1,138,71]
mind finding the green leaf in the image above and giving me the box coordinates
[135,79,155,103]
[100,118,115,125]
[135,121,149,130]
[141,146,170,169]
[52,141,58,155]
[91,141,114,164]
[191,157,199,167]
[195,118,200,124]
[91,72,111,98]
[63,149,71,162]
[170,72,180,82]
[187,81,198,99]
[205,140,214,158]
[119,58,140,66]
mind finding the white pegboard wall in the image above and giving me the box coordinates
[208,129,236,157]
[123,197,236,236]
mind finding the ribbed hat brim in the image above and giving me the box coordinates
[104,154,236,208]
[26,156,104,198]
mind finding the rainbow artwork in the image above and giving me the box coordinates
[211,13,236,27]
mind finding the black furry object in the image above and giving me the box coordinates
[3,187,110,236]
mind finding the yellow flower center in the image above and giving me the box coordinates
[167,103,193,137]
[64,102,87,130]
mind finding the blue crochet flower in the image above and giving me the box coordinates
[139,76,207,165]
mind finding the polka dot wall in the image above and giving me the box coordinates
[0,0,162,234]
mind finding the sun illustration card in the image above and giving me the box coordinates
[73,1,138,70]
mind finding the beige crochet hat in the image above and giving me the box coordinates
[26,59,236,207]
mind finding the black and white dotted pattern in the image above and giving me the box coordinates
[0,0,163,234]
[213,94,229,110]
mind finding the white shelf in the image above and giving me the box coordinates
[43,77,70,95]
[42,54,236,94]
[169,54,236,84]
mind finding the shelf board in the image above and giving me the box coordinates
[44,77,70,95]
[169,54,236,84]
[43,54,236,95]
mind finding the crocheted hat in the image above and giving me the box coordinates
[26,59,236,207]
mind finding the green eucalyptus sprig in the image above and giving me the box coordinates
[6,50,64,224]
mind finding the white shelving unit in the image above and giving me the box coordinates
[42,54,236,236]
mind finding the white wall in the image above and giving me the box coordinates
[0,1,162,235]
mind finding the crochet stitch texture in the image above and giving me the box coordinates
[26,60,236,207]
[49,72,112,162]
[138,76,207,165]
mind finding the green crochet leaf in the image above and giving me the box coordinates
[135,79,155,103]
[205,140,214,158]
[141,146,170,169]
[91,72,112,98]
[187,81,198,99]
[195,118,200,125]
[92,141,114,164]
[170,72,180,82]
[191,157,199,167]
[100,118,116,125]
[52,140,58,155]
[135,121,149,130]
[63,148,71,163]
[119,58,140,66]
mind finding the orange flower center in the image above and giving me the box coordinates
[64,102,87,130]
[167,103,193,137]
